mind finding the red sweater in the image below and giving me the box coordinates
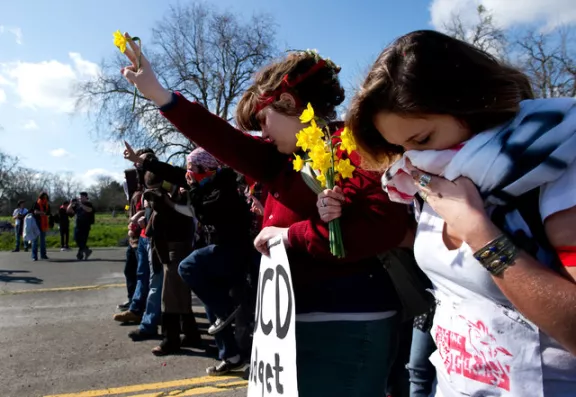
[161,92,410,313]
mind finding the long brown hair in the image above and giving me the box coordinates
[347,30,534,170]
[236,51,345,132]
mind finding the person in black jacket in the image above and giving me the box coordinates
[174,148,254,375]
[58,201,72,251]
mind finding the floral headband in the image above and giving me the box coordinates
[253,49,340,115]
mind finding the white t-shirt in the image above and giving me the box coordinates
[414,160,576,397]
[12,208,28,227]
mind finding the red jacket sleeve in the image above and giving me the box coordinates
[160,92,286,184]
[287,170,410,262]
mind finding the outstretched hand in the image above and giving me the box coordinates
[119,33,172,107]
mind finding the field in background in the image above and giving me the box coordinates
[0,214,128,251]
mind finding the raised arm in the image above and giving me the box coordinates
[142,157,188,187]
[118,34,285,184]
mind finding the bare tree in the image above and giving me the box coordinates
[515,28,576,98]
[76,2,277,160]
[442,5,508,58]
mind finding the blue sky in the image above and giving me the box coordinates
[0,0,572,186]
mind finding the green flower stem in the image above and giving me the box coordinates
[326,130,345,258]
[130,37,142,112]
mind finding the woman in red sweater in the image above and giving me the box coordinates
[120,36,410,396]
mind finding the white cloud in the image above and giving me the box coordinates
[0,88,5,104]
[22,120,38,130]
[97,140,125,156]
[0,52,100,113]
[50,148,70,157]
[0,25,23,44]
[83,168,124,186]
[430,0,576,31]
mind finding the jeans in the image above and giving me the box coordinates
[31,231,47,260]
[124,245,138,302]
[139,242,163,334]
[178,244,243,360]
[129,237,150,315]
[14,225,28,251]
[74,225,91,255]
[407,328,437,397]
[295,316,399,397]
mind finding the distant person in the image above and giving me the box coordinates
[58,200,72,251]
[12,200,29,252]
[31,192,51,261]
[68,192,94,261]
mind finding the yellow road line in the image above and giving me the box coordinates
[44,376,241,397]
[0,283,124,295]
[131,381,248,397]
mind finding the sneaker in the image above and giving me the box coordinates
[206,356,244,376]
[84,249,93,261]
[128,329,159,341]
[113,310,142,324]
[76,253,83,260]
[60,248,66,252]
[12,249,20,253]
[208,306,241,335]
[32,258,38,262]
[117,301,131,311]
[41,256,49,260]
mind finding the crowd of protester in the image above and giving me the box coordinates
[13,27,576,397]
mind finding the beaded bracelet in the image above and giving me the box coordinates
[473,234,518,276]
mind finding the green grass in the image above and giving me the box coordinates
[0,214,129,251]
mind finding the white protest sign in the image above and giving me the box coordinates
[247,236,298,397]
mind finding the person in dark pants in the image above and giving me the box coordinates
[67,192,94,261]
[58,201,72,251]
[12,200,29,252]
[118,189,143,311]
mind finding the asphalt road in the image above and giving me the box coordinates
[0,248,247,397]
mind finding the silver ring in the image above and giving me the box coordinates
[418,191,429,202]
[419,174,432,188]
[321,198,327,207]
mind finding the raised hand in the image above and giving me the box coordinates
[119,33,172,107]
[123,141,141,164]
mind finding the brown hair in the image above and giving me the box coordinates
[236,50,345,131]
[347,30,534,169]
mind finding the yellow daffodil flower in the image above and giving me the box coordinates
[335,158,355,179]
[293,154,305,171]
[316,172,327,188]
[296,120,324,152]
[299,103,315,123]
[113,30,128,53]
[308,144,332,173]
[340,126,357,154]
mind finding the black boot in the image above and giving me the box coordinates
[180,313,203,349]
[152,312,181,356]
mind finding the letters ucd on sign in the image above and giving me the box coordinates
[247,237,298,397]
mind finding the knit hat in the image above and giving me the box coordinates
[186,148,221,170]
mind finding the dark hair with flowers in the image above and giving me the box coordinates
[236,50,345,131]
[347,30,534,170]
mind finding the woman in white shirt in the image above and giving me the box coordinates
[318,30,576,396]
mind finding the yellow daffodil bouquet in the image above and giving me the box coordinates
[293,103,357,258]
[113,30,141,112]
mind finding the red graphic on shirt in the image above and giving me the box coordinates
[435,317,513,391]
